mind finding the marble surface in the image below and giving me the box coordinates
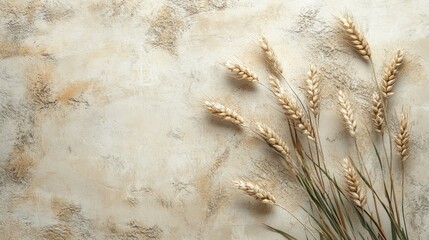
[0,0,428,239]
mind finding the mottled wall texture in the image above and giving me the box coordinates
[0,0,428,239]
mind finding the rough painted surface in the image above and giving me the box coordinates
[0,0,428,239]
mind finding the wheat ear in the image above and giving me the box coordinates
[343,158,367,208]
[204,101,244,126]
[339,14,371,60]
[395,112,409,162]
[269,77,315,141]
[381,50,404,99]
[259,36,283,74]
[269,75,284,94]
[305,65,321,116]
[338,90,357,137]
[233,180,276,204]
[371,92,384,134]
[277,93,315,141]
[225,61,259,82]
[256,122,290,158]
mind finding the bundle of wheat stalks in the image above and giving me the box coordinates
[204,13,411,240]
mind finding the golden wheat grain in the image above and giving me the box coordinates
[338,90,357,137]
[256,122,290,157]
[269,75,315,141]
[343,158,367,208]
[269,84,315,141]
[225,61,259,82]
[305,65,321,116]
[395,112,409,162]
[339,14,371,60]
[381,50,404,99]
[371,92,384,133]
[204,101,244,125]
[233,180,276,204]
[269,75,283,95]
[259,36,283,74]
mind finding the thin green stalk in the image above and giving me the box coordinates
[298,173,351,239]
[355,166,407,239]
[279,73,308,115]
[305,157,389,239]
[370,59,401,228]
[353,138,382,229]
[275,203,318,239]
[401,162,409,238]
[312,114,327,190]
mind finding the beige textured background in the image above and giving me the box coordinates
[0,0,428,239]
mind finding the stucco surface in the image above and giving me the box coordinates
[0,0,428,239]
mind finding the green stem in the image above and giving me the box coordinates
[275,203,318,239]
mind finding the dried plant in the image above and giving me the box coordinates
[371,92,384,133]
[225,61,259,82]
[233,180,276,204]
[269,75,283,94]
[339,14,371,60]
[343,158,367,208]
[259,36,283,74]
[256,122,290,158]
[305,65,321,117]
[381,50,404,99]
[204,14,413,240]
[395,112,410,162]
[204,101,244,126]
[338,90,357,137]
[270,84,315,141]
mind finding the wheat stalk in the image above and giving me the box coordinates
[371,92,384,134]
[338,90,357,138]
[225,61,259,82]
[256,122,290,158]
[395,112,409,162]
[259,36,283,74]
[204,101,244,126]
[305,65,321,117]
[381,50,404,99]
[233,180,276,204]
[269,79,315,141]
[339,14,371,60]
[343,158,367,208]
